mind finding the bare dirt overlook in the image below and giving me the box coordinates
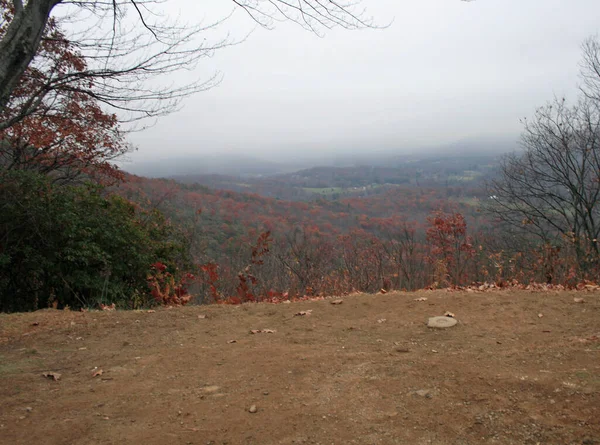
[0,287,599,445]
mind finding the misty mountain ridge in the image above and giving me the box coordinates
[121,136,518,179]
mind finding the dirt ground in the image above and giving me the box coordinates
[0,289,598,445]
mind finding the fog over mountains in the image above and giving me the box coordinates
[121,135,519,178]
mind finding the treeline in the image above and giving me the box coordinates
[180,212,594,305]
[0,171,193,312]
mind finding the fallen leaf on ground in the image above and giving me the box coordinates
[197,314,207,319]
[538,313,544,318]
[380,289,387,294]
[42,372,61,381]
[377,318,387,323]
[31,322,39,326]
[294,310,313,316]
[414,297,428,302]
[227,340,237,344]
[330,299,343,305]
[250,329,276,334]
[444,311,456,318]
[92,369,103,377]
[573,297,585,303]
[147,310,156,313]
[100,303,115,311]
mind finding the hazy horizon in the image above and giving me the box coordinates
[122,0,600,168]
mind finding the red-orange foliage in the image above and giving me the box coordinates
[0,1,127,183]
[426,211,475,285]
[147,262,193,306]
[199,262,220,302]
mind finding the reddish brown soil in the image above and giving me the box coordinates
[0,290,599,445]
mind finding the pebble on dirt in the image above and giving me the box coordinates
[248,404,258,413]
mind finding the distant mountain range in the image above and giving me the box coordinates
[120,135,519,179]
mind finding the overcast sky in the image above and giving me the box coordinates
[123,0,600,164]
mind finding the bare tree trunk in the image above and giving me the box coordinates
[0,0,61,111]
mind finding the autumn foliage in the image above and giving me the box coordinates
[147,262,193,306]
[0,0,127,184]
[426,211,475,286]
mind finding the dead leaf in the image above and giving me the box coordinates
[294,310,313,316]
[147,310,156,313]
[42,372,61,381]
[262,329,276,334]
[330,299,343,305]
[444,311,456,318]
[227,340,237,344]
[538,313,544,318]
[377,318,387,324]
[197,314,207,319]
[100,303,115,311]
[573,297,585,303]
[379,289,387,294]
[414,297,428,302]
[250,329,261,334]
[31,322,39,326]
[92,369,103,377]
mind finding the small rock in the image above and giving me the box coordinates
[414,389,433,398]
[263,391,269,396]
[427,316,458,329]
[248,404,258,413]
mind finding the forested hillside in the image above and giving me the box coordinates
[110,152,587,305]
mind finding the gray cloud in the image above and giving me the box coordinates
[124,0,600,165]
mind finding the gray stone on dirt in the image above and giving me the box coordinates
[427,316,458,329]
[413,389,433,398]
